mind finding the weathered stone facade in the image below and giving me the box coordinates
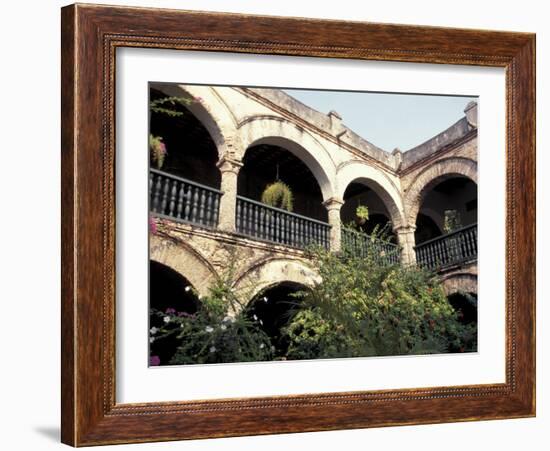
[150,85,478,303]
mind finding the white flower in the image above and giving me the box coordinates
[149,327,158,335]
[205,326,214,333]
[259,343,265,349]
[259,319,263,325]
[197,295,202,300]
[262,296,268,303]
[220,324,227,331]
[163,316,171,323]
[223,315,235,323]
[185,286,191,292]
[209,346,216,353]
[149,337,155,343]
[253,314,258,321]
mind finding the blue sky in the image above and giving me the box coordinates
[283,89,477,152]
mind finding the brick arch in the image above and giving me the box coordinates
[238,116,336,201]
[149,234,218,297]
[232,257,320,308]
[440,272,478,296]
[336,160,405,229]
[152,83,238,159]
[404,157,477,226]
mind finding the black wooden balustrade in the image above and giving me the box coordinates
[236,196,331,249]
[341,227,401,265]
[149,169,222,228]
[414,223,477,271]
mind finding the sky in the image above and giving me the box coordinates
[283,89,477,152]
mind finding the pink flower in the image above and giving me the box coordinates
[158,141,167,155]
[194,96,204,104]
[165,308,176,314]
[149,216,157,234]
[149,356,161,366]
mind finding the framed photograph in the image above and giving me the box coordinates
[61,3,535,446]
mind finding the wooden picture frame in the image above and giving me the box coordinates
[61,3,535,446]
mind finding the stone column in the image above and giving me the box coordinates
[394,225,417,266]
[323,197,344,252]
[216,157,243,232]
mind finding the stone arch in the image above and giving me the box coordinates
[238,116,336,200]
[149,235,218,297]
[336,160,405,229]
[233,256,320,304]
[404,157,477,226]
[151,83,238,158]
[440,271,478,296]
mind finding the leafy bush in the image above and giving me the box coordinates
[282,242,476,360]
[261,181,294,211]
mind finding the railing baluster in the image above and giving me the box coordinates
[236,198,242,232]
[176,182,185,219]
[204,191,212,226]
[168,180,177,217]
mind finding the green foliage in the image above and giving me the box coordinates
[261,181,294,211]
[443,209,462,233]
[149,134,167,169]
[355,204,369,221]
[150,262,273,365]
[149,96,195,117]
[282,241,476,360]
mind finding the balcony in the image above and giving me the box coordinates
[342,227,400,265]
[150,170,478,270]
[236,196,331,249]
[414,223,477,271]
[149,169,222,228]
[149,169,331,250]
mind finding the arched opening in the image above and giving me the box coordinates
[340,182,396,242]
[415,213,442,244]
[149,87,221,189]
[149,261,200,365]
[246,282,308,356]
[447,292,477,325]
[238,143,327,222]
[414,176,477,244]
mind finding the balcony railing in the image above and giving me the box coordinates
[149,169,222,228]
[341,227,401,265]
[415,223,477,271]
[236,196,331,249]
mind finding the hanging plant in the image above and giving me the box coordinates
[149,134,167,169]
[355,204,369,226]
[261,181,294,212]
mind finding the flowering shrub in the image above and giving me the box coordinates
[149,135,167,169]
[282,244,477,360]
[150,276,273,365]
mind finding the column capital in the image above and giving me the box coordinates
[393,224,416,233]
[322,197,345,210]
[216,156,243,174]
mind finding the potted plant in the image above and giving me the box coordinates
[354,204,369,226]
[261,181,294,212]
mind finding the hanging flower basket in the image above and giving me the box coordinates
[149,134,167,169]
[261,181,294,212]
[355,204,369,226]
